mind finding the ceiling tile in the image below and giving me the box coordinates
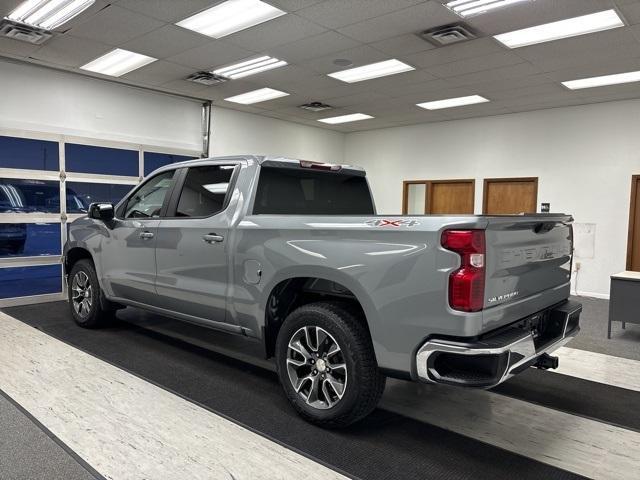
[370,33,436,57]
[120,25,210,59]
[477,82,564,100]
[159,79,211,96]
[200,79,264,101]
[405,38,506,69]
[30,35,112,68]
[240,64,318,84]
[122,60,193,86]
[117,0,215,23]
[296,0,425,29]
[543,58,640,82]
[266,0,325,12]
[269,31,361,63]
[324,91,389,107]
[337,2,459,44]
[620,2,640,24]
[447,62,542,87]
[166,41,254,70]
[427,51,524,78]
[0,36,41,57]
[68,5,165,46]
[224,14,326,51]
[301,45,390,74]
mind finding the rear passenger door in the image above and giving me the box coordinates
[153,164,237,328]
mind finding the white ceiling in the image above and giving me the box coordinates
[1,0,640,132]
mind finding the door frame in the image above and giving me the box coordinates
[626,174,640,270]
[482,177,539,214]
[402,179,475,214]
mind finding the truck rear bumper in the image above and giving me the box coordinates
[415,300,582,388]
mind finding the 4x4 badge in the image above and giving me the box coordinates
[366,219,420,227]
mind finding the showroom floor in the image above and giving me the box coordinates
[0,297,638,480]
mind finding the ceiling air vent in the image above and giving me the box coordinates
[186,71,229,86]
[299,102,333,112]
[0,19,52,44]
[419,23,476,46]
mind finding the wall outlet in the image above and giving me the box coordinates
[575,262,581,271]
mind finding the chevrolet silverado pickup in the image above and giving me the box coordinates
[64,156,581,427]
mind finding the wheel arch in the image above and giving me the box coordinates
[262,270,377,360]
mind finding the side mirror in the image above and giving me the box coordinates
[89,203,115,222]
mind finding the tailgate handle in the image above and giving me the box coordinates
[534,222,556,234]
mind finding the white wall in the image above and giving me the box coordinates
[345,100,640,298]
[0,59,203,152]
[210,107,345,163]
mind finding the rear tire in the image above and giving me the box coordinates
[275,301,386,428]
[68,259,114,328]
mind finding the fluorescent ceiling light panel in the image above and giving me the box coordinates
[328,59,414,83]
[213,55,287,79]
[318,113,373,124]
[417,95,489,110]
[494,9,624,49]
[80,49,157,77]
[562,70,640,90]
[446,0,529,18]
[176,0,286,39]
[7,0,95,30]
[225,88,289,104]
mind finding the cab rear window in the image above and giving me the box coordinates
[253,166,374,215]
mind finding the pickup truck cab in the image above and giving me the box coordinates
[64,155,581,427]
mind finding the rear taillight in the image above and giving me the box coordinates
[441,229,486,312]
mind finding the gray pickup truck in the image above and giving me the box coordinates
[64,155,581,427]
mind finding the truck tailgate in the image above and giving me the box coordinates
[483,214,573,309]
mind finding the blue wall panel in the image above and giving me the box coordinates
[0,135,59,171]
[66,182,133,213]
[66,143,138,176]
[0,223,61,258]
[144,152,195,176]
[0,264,62,298]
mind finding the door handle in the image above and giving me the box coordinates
[203,233,224,243]
[139,231,154,239]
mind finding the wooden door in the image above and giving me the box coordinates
[427,180,474,214]
[483,177,538,214]
[627,175,640,271]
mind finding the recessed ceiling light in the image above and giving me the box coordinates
[80,49,157,77]
[494,9,624,49]
[445,0,530,18]
[417,95,489,110]
[225,88,289,105]
[213,56,287,80]
[562,70,640,90]
[7,0,95,30]
[176,0,286,39]
[318,113,373,124]
[328,59,414,83]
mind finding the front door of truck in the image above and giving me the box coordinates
[101,170,176,304]
[153,164,237,327]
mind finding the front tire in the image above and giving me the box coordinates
[275,301,386,428]
[68,259,114,328]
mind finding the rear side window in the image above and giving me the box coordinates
[175,165,234,217]
[253,166,374,215]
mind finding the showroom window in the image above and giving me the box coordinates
[144,152,195,176]
[0,132,199,306]
[175,166,234,218]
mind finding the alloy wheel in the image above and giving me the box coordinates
[286,326,348,410]
[71,271,93,318]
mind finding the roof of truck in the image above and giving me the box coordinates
[158,155,365,173]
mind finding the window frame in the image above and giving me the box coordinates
[115,169,179,220]
[161,163,240,220]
